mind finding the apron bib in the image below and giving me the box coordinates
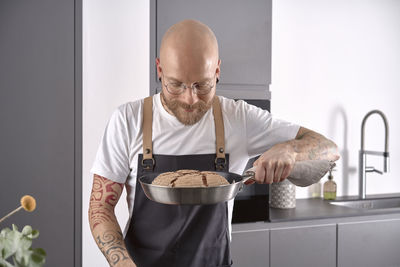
[124,96,233,267]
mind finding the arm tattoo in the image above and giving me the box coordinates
[89,175,123,230]
[295,130,339,161]
[89,175,133,266]
[97,230,130,266]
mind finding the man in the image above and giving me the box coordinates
[89,20,339,267]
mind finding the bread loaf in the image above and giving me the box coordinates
[151,170,229,187]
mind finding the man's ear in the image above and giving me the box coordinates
[216,59,221,84]
[156,58,162,82]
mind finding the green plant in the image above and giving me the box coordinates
[0,224,46,267]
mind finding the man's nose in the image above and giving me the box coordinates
[181,86,199,105]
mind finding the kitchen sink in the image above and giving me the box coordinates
[329,198,400,210]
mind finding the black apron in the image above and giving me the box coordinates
[124,96,233,267]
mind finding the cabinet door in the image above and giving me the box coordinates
[150,0,272,100]
[0,0,81,266]
[270,224,336,267]
[231,230,269,267]
[338,219,400,267]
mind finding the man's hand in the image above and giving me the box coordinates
[250,143,296,184]
[248,127,340,185]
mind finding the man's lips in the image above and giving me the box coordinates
[180,106,194,112]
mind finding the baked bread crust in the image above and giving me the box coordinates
[151,170,229,187]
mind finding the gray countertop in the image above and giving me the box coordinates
[269,194,400,222]
[232,193,400,232]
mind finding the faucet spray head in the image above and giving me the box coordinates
[384,153,390,173]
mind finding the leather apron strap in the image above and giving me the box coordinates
[142,96,154,170]
[142,95,227,170]
[212,96,227,170]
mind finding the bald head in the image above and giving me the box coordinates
[159,20,219,80]
[156,20,220,125]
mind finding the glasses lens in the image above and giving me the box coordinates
[166,83,184,95]
[194,84,212,95]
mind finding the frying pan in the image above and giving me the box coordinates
[139,167,256,205]
[139,160,334,205]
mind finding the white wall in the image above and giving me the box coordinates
[271,0,400,198]
[82,0,149,266]
[82,0,400,264]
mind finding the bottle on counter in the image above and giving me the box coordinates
[323,168,337,200]
[309,181,322,198]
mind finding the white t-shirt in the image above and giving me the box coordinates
[90,93,300,238]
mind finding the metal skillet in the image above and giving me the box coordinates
[139,167,256,205]
[139,160,335,205]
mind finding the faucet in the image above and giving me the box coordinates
[359,110,390,199]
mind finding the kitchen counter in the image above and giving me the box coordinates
[231,195,400,267]
[269,193,400,222]
[232,193,400,232]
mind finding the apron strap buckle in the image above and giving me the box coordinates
[215,157,226,171]
[141,158,155,171]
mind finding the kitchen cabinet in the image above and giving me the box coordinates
[231,229,269,267]
[150,0,272,100]
[0,0,82,266]
[338,219,400,267]
[231,224,336,267]
[270,224,336,267]
[232,210,400,267]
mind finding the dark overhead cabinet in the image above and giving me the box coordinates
[150,0,272,100]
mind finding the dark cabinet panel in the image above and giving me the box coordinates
[0,0,81,266]
[338,219,400,267]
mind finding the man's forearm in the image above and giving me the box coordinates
[89,175,136,267]
[289,127,340,162]
[89,213,134,267]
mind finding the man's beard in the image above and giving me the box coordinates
[161,92,214,125]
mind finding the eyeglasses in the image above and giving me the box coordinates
[161,73,216,95]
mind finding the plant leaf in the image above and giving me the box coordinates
[26,230,39,240]
[0,225,46,267]
[0,228,20,259]
[28,248,46,267]
[21,226,32,237]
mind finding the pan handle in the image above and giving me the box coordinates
[242,166,256,183]
[239,166,257,190]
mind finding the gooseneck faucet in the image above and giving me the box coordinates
[359,110,390,199]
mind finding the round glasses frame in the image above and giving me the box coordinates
[161,73,216,96]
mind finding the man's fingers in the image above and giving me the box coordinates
[253,158,296,184]
[274,162,284,183]
[254,163,266,184]
[265,162,274,184]
[280,163,294,182]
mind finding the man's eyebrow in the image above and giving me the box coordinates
[164,76,213,83]
[164,76,181,83]
[198,77,214,84]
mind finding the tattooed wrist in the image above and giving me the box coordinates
[97,230,130,267]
